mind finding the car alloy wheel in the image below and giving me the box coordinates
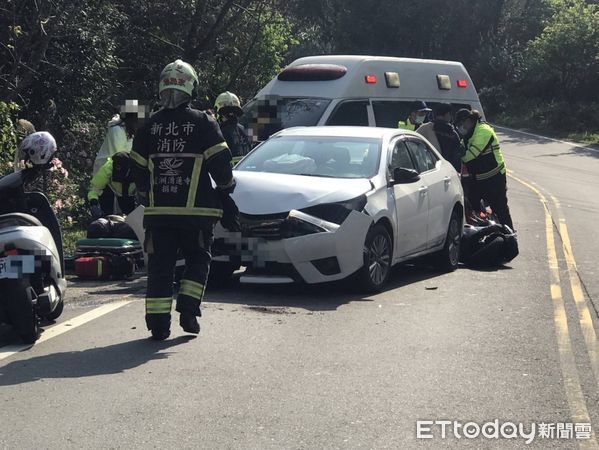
[447,214,461,267]
[432,209,462,272]
[368,233,391,287]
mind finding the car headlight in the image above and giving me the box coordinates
[282,210,340,238]
[300,194,367,225]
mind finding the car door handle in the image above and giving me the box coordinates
[418,186,428,195]
[444,176,451,184]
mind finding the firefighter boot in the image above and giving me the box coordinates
[179,313,200,334]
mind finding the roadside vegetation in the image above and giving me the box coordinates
[1,0,598,250]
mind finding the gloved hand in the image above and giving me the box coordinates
[220,194,241,232]
[89,199,104,219]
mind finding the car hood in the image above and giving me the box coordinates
[231,171,372,215]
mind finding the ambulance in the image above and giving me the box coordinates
[242,55,484,142]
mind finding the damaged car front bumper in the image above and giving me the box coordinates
[213,209,373,284]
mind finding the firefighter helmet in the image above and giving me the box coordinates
[159,59,198,97]
[215,91,243,116]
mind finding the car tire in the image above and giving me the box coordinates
[355,223,393,293]
[433,209,462,272]
[208,261,239,289]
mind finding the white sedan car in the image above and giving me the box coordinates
[212,126,464,292]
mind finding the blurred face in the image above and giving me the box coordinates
[410,110,428,124]
[437,112,452,123]
[457,118,475,136]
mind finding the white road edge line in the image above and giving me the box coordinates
[0,300,133,362]
[494,125,599,154]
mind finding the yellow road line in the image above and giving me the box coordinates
[0,300,133,362]
[509,173,598,448]
[547,193,599,390]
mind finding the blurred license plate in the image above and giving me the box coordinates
[0,255,35,279]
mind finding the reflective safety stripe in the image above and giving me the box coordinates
[146,297,173,314]
[476,163,506,181]
[109,181,136,197]
[231,156,243,165]
[109,181,123,196]
[130,150,148,167]
[186,157,204,208]
[217,177,235,190]
[145,206,223,217]
[148,158,155,207]
[179,279,205,300]
[204,142,229,160]
[463,142,484,162]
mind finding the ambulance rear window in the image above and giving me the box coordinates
[277,64,348,82]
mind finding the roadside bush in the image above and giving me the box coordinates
[0,101,18,175]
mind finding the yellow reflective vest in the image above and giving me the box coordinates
[92,116,132,176]
[398,117,418,131]
[461,122,506,181]
[88,158,136,201]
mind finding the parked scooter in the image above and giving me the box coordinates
[0,132,66,344]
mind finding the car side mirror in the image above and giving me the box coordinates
[392,167,421,185]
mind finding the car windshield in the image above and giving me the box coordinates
[242,97,332,143]
[236,136,381,179]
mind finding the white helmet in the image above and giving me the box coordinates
[18,131,57,166]
[215,91,243,116]
[159,59,198,97]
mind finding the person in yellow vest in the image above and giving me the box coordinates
[92,100,146,176]
[88,152,136,218]
[398,100,431,131]
[455,109,514,230]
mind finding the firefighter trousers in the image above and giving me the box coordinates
[144,225,214,331]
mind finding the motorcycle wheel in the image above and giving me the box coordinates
[6,279,40,344]
[45,297,64,321]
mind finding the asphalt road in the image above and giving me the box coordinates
[1,128,599,449]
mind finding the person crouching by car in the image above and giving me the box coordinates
[454,108,514,231]
[88,151,136,218]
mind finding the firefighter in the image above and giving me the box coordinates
[214,91,251,165]
[398,100,431,131]
[88,151,137,218]
[131,59,240,340]
[455,108,514,230]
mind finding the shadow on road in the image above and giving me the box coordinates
[67,275,147,300]
[205,263,444,311]
[0,336,194,386]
